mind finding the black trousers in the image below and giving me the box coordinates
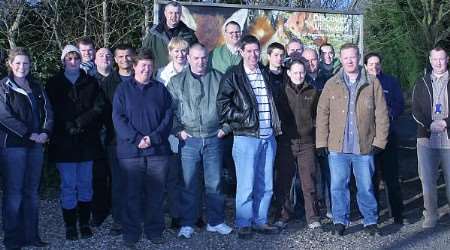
[92,158,112,221]
[373,132,404,218]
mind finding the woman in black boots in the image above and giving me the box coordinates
[46,45,105,240]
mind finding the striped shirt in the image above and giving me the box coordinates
[245,66,273,138]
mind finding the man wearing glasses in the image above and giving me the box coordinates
[209,21,242,74]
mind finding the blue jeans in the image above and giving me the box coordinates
[328,152,378,226]
[1,146,44,248]
[179,136,225,227]
[233,135,276,228]
[119,155,169,242]
[417,143,450,219]
[57,161,93,209]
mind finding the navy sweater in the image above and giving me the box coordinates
[112,78,172,159]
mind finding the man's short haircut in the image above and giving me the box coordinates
[224,21,241,32]
[77,37,95,48]
[267,42,285,55]
[286,58,307,70]
[239,35,260,50]
[286,38,303,49]
[339,43,360,56]
[114,44,135,56]
[132,49,154,65]
[165,1,181,11]
[302,47,318,58]
[429,47,448,57]
[188,43,207,54]
[168,37,189,52]
[364,52,382,65]
[319,43,335,55]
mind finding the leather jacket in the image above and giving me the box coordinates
[217,62,281,137]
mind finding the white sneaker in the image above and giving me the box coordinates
[422,217,438,228]
[308,221,322,229]
[326,212,333,219]
[178,226,194,239]
[206,223,233,235]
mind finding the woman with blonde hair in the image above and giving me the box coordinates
[156,36,189,85]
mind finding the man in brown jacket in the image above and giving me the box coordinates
[316,43,389,236]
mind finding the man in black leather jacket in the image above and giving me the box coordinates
[217,35,281,239]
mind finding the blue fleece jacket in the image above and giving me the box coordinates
[377,72,404,121]
[112,78,172,159]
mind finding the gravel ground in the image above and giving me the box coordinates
[0,195,448,250]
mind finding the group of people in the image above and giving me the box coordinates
[1,1,449,250]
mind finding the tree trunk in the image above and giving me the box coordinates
[143,0,151,40]
[103,0,109,47]
[6,2,25,48]
[83,0,89,37]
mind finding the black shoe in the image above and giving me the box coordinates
[195,218,205,228]
[66,226,79,241]
[123,241,137,250]
[6,246,22,250]
[238,227,253,239]
[31,240,49,247]
[332,223,345,236]
[170,217,181,229]
[80,225,93,239]
[91,215,108,227]
[364,224,380,236]
[252,224,280,235]
[394,216,404,225]
[148,234,165,244]
[109,222,122,236]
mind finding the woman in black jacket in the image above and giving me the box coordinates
[46,45,104,241]
[0,47,53,249]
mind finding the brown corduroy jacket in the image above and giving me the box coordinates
[315,68,389,154]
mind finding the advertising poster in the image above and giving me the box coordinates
[154,1,363,60]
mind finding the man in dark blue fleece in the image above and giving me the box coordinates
[112,49,173,248]
[364,52,405,224]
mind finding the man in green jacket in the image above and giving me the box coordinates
[167,43,232,239]
[208,21,242,74]
[142,1,198,70]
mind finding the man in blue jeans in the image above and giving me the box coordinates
[316,43,389,236]
[167,43,232,239]
[217,35,282,239]
[412,47,450,229]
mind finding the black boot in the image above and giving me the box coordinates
[78,202,94,239]
[62,208,79,241]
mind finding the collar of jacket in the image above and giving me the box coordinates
[95,70,121,84]
[60,69,93,88]
[421,72,450,108]
[153,21,189,35]
[334,66,372,89]
[6,73,41,96]
[238,60,271,93]
[286,77,313,93]
[130,77,160,89]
